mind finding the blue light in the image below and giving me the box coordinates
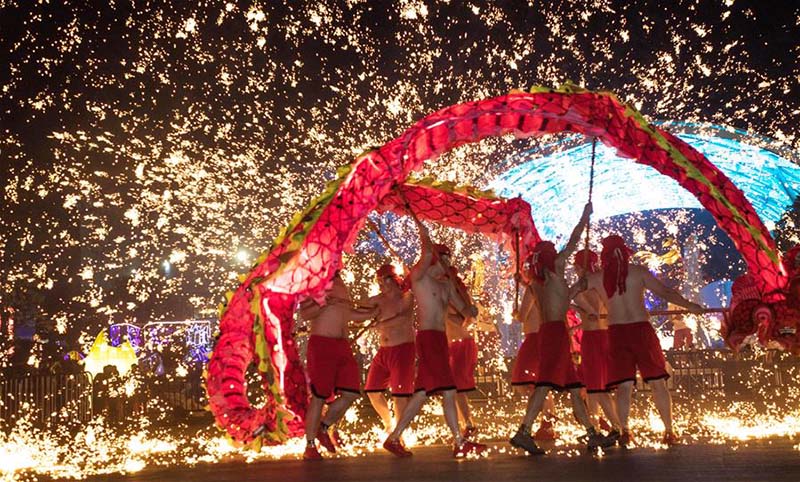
[488,126,800,245]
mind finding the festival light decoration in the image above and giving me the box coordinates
[82,329,139,378]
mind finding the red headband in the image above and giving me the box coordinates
[531,241,557,283]
[601,235,631,298]
[573,249,599,273]
[783,245,800,279]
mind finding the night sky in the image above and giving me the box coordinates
[1,0,798,339]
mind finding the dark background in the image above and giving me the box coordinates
[1,0,798,341]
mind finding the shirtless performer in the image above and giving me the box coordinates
[579,235,704,446]
[443,255,479,438]
[571,249,622,439]
[363,264,416,433]
[509,202,611,455]
[299,271,378,460]
[511,265,558,440]
[383,207,486,458]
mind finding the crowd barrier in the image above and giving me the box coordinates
[0,372,93,426]
[3,349,797,428]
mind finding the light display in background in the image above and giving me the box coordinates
[488,123,800,245]
[142,320,214,363]
[108,323,143,350]
[82,330,138,377]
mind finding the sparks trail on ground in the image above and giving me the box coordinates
[1,1,799,479]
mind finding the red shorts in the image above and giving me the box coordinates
[449,338,478,392]
[307,335,361,399]
[580,330,610,393]
[607,322,669,388]
[536,321,582,391]
[511,332,539,385]
[364,342,416,397]
[415,330,456,395]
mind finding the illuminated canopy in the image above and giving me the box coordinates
[489,126,800,243]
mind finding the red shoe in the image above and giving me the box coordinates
[383,437,412,457]
[534,420,557,441]
[317,428,339,453]
[453,440,488,458]
[618,429,636,448]
[662,431,681,446]
[303,445,323,460]
[462,426,478,440]
[599,418,612,432]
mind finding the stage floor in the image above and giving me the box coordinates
[82,437,800,482]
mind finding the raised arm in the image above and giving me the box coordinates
[404,203,435,272]
[560,202,592,260]
[642,268,704,314]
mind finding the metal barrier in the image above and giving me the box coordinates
[631,349,798,397]
[0,372,93,427]
[469,350,800,401]
[144,377,207,418]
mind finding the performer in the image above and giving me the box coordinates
[670,305,694,350]
[579,235,704,447]
[571,248,622,439]
[511,264,558,441]
[443,251,479,438]
[509,202,612,455]
[363,264,416,433]
[298,271,377,460]
[383,206,486,458]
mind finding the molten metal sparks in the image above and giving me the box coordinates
[1,1,799,480]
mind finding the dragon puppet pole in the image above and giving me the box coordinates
[366,218,405,265]
[514,231,520,310]
[354,217,410,341]
[584,137,598,270]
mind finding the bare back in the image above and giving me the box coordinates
[532,255,572,323]
[518,284,543,334]
[573,288,608,331]
[307,300,360,338]
[587,264,701,325]
[301,276,376,338]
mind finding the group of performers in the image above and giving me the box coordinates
[297,200,704,460]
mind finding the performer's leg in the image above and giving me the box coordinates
[615,381,634,430]
[650,379,673,432]
[455,392,475,429]
[321,391,359,427]
[543,391,556,420]
[387,391,427,441]
[393,396,409,427]
[368,392,392,431]
[586,392,600,427]
[306,395,326,445]
[591,392,621,430]
[441,389,463,444]
[521,386,550,431]
[568,388,593,430]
